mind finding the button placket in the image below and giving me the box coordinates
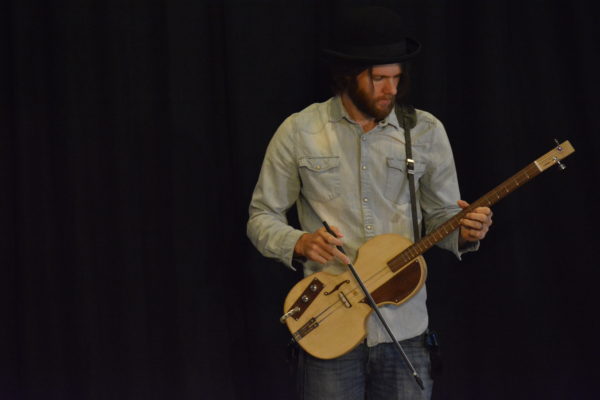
[359,133,375,238]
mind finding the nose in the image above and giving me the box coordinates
[383,78,397,95]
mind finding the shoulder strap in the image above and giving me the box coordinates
[397,104,417,130]
[396,104,420,242]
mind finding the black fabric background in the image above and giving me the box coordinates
[2,1,599,399]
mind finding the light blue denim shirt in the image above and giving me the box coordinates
[247,96,477,345]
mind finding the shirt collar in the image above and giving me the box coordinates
[329,96,401,130]
[328,96,347,123]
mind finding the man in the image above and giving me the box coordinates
[247,6,493,400]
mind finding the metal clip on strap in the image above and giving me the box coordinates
[406,158,415,175]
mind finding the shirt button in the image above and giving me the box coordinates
[315,165,321,170]
[363,197,368,203]
[366,225,373,231]
[361,165,367,170]
[361,136,367,141]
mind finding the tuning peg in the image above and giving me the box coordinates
[552,140,567,170]
[554,139,563,151]
[553,156,566,170]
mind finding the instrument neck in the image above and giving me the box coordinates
[388,162,542,271]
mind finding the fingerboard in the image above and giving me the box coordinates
[388,140,574,271]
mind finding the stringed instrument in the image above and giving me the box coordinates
[281,140,575,360]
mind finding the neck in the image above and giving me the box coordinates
[340,92,376,132]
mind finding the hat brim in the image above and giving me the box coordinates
[322,38,421,65]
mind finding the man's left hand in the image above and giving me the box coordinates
[457,199,493,246]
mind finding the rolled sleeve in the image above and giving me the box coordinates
[247,116,305,269]
[418,116,479,260]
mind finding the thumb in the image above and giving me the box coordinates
[457,199,470,209]
[328,225,344,238]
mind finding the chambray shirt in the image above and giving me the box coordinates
[247,96,477,345]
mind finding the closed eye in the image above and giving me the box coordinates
[372,74,402,81]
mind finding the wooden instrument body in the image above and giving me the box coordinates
[283,234,426,359]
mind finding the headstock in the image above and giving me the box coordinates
[533,140,575,172]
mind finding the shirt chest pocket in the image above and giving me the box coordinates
[298,156,341,202]
[384,157,426,205]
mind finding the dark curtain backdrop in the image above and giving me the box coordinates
[2,1,599,399]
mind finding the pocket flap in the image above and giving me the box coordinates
[299,156,340,172]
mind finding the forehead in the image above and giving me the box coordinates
[371,63,402,76]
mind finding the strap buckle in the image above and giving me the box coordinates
[406,158,415,175]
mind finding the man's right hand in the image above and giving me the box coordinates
[294,226,350,265]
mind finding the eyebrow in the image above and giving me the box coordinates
[372,73,402,78]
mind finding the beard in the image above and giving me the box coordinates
[347,79,395,121]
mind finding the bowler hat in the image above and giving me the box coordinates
[322,6,421,64]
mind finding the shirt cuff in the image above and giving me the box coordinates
[282,229,308,271]
[451,230,480,260]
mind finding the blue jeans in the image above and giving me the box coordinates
[297,335,432,400]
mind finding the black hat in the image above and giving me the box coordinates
[322,6,421,64]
